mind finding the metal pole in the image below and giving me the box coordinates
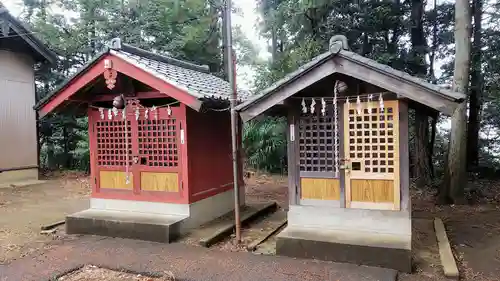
[224,0,241,243]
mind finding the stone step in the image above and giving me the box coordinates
[66,209,187,243]
[276,227,411,272]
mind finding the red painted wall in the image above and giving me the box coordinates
[186,108,241,203]
[88,95,242,205]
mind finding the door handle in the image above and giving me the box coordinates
[340,164,350,170]
[339,158,350,170]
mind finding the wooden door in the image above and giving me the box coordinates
[343,100,400,210]
[135,105,182,195]
[91,105,135,192]
[297,104,341,206]
[90,103,182,197]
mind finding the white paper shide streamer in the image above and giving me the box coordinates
[135,107,140,121]
[301,98,307,114]
[151,105,158,120]
[99,108,104,120]
[310,98,316,114]
[356,96,362,115]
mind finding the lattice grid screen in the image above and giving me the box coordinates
[347,104,396,173]
[298,108,339,174]
[138,118,179,167]
[96,120,132,166]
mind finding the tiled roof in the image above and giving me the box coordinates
[111,48,239,101]
[236,48,465,112]
[35,41,248,110]
[338,50,464,100]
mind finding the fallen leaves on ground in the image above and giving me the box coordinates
[57,265,175,281]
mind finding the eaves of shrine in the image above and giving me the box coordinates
[34,39,248,117]
[236,35,466,122]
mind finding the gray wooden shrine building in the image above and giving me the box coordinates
[0,6,56,186]
[236,35,465,272]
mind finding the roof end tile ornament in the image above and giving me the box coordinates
[329,35,349,54]
[110,37,122,50]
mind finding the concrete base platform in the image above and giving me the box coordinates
[276,227,412,273]
[66,209,187,243]
[66,189,246,242]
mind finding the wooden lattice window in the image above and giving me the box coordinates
[347,105,396,174]
[138,119,179,167]
[298,109,339,174]
[96,120,132,166]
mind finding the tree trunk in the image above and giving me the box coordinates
[47,139,56,170]
[221,5,229,81]
[271,26,278,63]
[443,0,471,204]
[361,32,370,56]
[428,113,438,178]
[415,112,431,188]
[429,0,439,83]
[410,0,431,188]
[63,125,70,169]
[467,0,482,169]
[410,0,426,76]
[207,2,221,73]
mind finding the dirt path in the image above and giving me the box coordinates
[0,175,89,264]
[245,174,288,209]
[401,181,500,281]
[0,236,397,281]
[189,174,288,252]
[3,172,500,281]
[244,175,500,281]
[445,206,500,281]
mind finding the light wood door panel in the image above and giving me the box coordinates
[301,178,340,200]
[344,99,400,210]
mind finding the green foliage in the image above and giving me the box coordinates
[18,0,259,172]
[253,0,500,179]
[18,0,500,177]
[243,117,287,173]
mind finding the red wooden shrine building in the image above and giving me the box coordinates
[35,38,244,242]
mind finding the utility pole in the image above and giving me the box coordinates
[224,0,241,243]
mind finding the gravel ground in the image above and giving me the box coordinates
[57,265,175,281]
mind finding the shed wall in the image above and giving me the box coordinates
[186,109,240,203]
[0,50,37,172]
